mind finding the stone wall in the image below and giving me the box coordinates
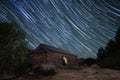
[28,50,79,68]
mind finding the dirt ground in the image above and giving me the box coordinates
[15,67,120,80]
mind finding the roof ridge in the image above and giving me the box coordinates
[38,44,77,56]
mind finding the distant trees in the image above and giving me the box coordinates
[0,22,28,74]
[96,28,120,69]
[97,47,105,61]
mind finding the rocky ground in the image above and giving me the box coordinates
[13,66,120,80]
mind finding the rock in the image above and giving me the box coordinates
[90,64,101,69]
[40,64,57,75]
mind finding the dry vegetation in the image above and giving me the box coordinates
[14,67,120,80]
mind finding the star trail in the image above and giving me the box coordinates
[0,0,120,58]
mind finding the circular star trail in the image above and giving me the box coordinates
[0,0,120,58]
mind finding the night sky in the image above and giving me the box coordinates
[0,0,120,58]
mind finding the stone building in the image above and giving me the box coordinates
[28,44,79,68]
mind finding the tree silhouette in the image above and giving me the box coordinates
[105,40,116,57]
[0,22,28,74]
[96,28,120,69]
[115,28,120,46]
[97,47,105,61]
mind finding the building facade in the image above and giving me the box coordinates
[28,44,79,68]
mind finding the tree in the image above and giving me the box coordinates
[115,28,120,47]
[0,22,28,74]
[105,40,116,57]
[96,28,120,69]
[97,47,105,61]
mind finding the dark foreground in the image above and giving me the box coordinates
[13,67,120,80]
